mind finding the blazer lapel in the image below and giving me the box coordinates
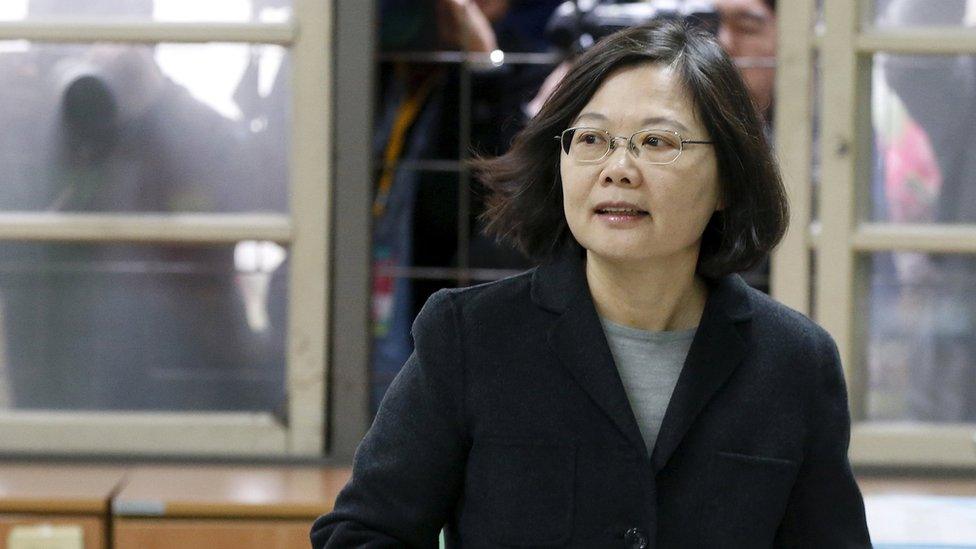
[532,249,755,465]
[533,250,647,454]
[650,274,753,474]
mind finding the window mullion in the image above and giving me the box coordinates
[0,212,291,244]
[818,0,862,416]
[771,0,816,314]
[858,27,976,55]
[0,20,295,44]
[285,0,331,456]
[853,223,976,253]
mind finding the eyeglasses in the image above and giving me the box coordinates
[555,126,713,165]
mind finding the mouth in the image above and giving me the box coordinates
[593,202,650,218]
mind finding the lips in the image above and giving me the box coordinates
[593,201,649,216]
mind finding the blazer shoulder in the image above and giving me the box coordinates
[744,285,836,355]
[424,268,536,319]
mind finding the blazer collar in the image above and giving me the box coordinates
[534,247,753,472]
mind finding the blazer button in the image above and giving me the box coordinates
[623,527,647,549]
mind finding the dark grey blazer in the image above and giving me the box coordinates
[311,251,872,548]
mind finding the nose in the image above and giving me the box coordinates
[601,139,641,187]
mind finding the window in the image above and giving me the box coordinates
[0,0,330,457]
[774,0,976,467]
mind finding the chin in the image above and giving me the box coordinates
[583,236,699,270]
[583,243,653,265]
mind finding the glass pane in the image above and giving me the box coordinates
[871,54,975,223]
[0,41,290,212]
[865,253,976,422]
[0,0,291,23]
[873,0,972,27]
[0,241,288,413]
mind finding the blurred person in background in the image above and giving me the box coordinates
[877,0,976,421]
[713,0,776,123]
[370,0,560,410]
[0,0,285,412]
[713,0,777,291]
[235,0,292,214]
[531,0,776,123]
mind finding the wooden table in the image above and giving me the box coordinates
[0,464,126,549]
[111,465,351,549]
[1,464,971,547]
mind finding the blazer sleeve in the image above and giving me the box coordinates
[310,290,468,549]
[774,334,873,548]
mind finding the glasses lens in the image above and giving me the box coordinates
[565,128,609,162]
[633,130,681,164]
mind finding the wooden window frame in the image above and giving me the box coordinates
[774,0,976,469]
[0,1,332,458]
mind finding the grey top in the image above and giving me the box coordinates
[600,318,697,457]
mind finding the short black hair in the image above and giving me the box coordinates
[474,20,788,278]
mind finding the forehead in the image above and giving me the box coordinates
[576,63,701,131]
[712,0,770,13]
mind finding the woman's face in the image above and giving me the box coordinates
[559,62,723,269]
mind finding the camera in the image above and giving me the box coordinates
[547,0,720,54]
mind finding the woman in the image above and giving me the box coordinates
[312,21,871,548]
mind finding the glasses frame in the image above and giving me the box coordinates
[554,126,714,165]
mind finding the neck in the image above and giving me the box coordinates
[585,251,708,332]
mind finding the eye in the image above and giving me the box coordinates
[575,130,607,146]
[576,130,606,145]
[640,131,679,149]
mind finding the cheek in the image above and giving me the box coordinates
[559,171,577,224]
[560,164,590,211]
[690,186,720,219]
[665,168,721,219]
[692,183,723,227]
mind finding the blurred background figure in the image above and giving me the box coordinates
[235,0,292,214]
[713,0,776,123]
[0,0,287,412]
[369,0,561,410]
[870,0,976,422]
[532,0,775,121]
[712,0,777,290]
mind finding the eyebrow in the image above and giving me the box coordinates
[574,112,692,134]
[720,9,770,25]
